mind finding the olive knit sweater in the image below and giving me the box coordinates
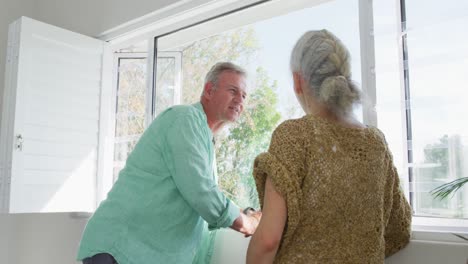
[253,115,412,263]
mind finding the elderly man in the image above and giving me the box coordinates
[77,62,260,264]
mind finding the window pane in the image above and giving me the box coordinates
[373,0,406,181]
[155,56,177,116]
[372,1,406,171]
[113,57,147,180]
[406,0,468,218]
[157,0,361,208]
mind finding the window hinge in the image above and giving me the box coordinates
[14,134,23,151]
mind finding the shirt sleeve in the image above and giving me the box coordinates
[163,112,239,230]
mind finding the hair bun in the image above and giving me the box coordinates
[319,76,350,101]
[319,75,360,116]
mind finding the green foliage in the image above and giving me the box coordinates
[431,177,468,200]
[216,67,281,208]
[424,135,449,176]
[423,136,450,210]
[116,59,148,137]
[178,27,281,208]
[426,135,467,214]
[180,27,259,104]
[114,58,148,166]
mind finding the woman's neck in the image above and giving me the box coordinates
[308,106,365,129]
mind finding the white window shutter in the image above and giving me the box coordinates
[0,17,111,213]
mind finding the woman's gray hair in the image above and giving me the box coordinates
[290,30,361,117]
[202,62,247,95]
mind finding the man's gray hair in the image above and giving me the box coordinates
[203,62,247,89]
[290,30,361,117]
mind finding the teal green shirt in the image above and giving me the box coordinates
[77,103,240,264]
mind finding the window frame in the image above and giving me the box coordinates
[395,0,468,230]
[111,52,147,182]
[151,51,182,119]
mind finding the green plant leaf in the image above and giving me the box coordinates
[430,177,468,200]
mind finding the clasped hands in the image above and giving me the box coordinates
[231,207,262,237]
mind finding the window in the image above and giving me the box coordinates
[405,0,468,219]
[154,52,182,116]
[113,52,148,181]
[373,0,407,194]
[112,47,183,181]
[373,0,468,225]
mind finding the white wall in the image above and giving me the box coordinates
[386,240,468,263]
[0,213,88,264]
[31,0,175,37]
[1,213,467,264]
[0,212,18,263]
[30,0,105,37]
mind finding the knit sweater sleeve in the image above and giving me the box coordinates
[253,121,304,247]
[383,150,412,257]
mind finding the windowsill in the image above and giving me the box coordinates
[412,216,468,243]
[69,212,93,219]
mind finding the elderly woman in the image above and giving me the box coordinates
[246,30,411,263]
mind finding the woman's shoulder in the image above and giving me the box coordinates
[273,116,310,135]
[268,117,311,151]
[366,126,389,145]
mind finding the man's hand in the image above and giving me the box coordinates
[244,210,262,237]
[230,209,262,237]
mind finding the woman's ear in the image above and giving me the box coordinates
[293,72,303,95]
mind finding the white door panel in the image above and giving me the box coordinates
[22,124,98,146]
[0,16,108,213]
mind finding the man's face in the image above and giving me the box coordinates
[209,70,247,123]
